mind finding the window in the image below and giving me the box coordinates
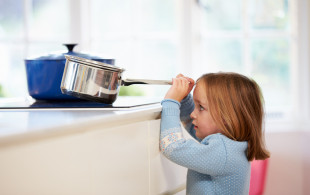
[191,0,296,121]
[89,0,179,96]
[0,0,308,126]
[0,0,70,97]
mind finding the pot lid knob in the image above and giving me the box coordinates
[63,43,77,53]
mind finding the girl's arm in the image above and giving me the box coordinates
[179,94,201,141]
[160,99,226,176]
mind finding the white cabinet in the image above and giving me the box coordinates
[0,108,187,195]
[149,120,187,195]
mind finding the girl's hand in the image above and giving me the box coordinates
[164,74,195,102]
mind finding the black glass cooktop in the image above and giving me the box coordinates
[0,96,162,109]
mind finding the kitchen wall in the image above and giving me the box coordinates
[303,131,310,194]
[264,130,310,195]
[263,2,310,193]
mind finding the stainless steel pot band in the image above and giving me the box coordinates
[65,55,124,72]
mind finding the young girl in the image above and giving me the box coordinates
[160,72,270,195]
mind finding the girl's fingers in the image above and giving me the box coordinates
[182,77,194,85]
[188,77,195,84]
[176,74,184,78]
[165,75,194,102]
[176,74,195,85]
[173,74,195,92]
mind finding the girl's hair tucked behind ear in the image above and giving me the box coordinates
[198,72,270,161]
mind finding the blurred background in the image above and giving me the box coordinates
[0,0,309,126]
[1,0,310,194]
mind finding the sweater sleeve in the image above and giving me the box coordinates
[179,94,201,141]
[160,99,227,176]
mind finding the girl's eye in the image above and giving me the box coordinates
[199,105,205,111]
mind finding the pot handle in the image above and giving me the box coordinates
[122,78,172,86]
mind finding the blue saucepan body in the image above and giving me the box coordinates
[25,44,115,100]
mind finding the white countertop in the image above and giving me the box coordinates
[0,97,162,146]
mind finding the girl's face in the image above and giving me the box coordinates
[190,82,221,139]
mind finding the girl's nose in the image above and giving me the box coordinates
[190,111,196,119]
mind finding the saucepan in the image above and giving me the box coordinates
[60,55,171,104]
[25,44,115,100]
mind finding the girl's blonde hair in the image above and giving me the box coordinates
[198,72,270,161]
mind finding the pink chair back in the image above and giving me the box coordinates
[249,159,269,195]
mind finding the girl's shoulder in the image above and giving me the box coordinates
[201,133,227,143]
[202,133,248,149]
[202,133,250,171]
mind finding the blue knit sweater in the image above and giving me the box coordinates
[160,95,250,195]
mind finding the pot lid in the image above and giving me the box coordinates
[26,44,113,61]
[65,55,125,72]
